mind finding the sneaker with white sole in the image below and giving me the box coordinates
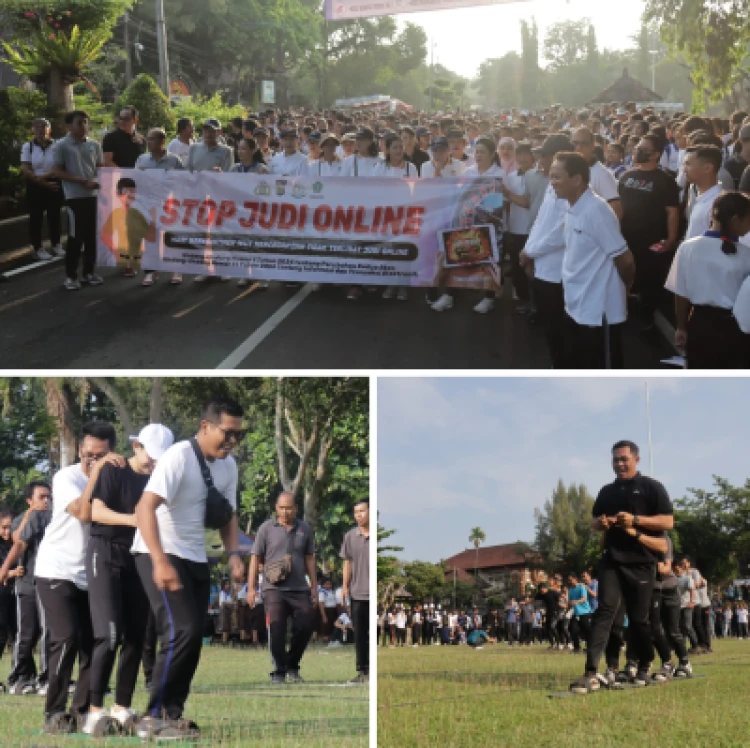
[83,273,103,286]
[237,278,251,287]
[631,667,651,687]
[63,277,81,291]
[652,662,674,682]
[193,275,207,283]
[36,682,48,696]
[142,272,155,286]
[397,287,408,301]
[569,674,600,694]
[673,661,692,678]
[382,286,396,300]
[52,244,66,257]
[21,682,37,695]
[81,710,110,735]
[431,294,454,312]
[473,297,495,314]
[34,248,53,261]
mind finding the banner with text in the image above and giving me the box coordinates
[96,169,504,290]
[324,0,528,21]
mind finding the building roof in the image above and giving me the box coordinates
[443,543,541,572]
[588,68,663,104]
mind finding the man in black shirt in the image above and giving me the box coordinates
[400,126,430,175]
[103,106,146,169]
[83,424,174,736]
[618,133,680,330]
[535,581,560,648]
[0,509,17,687]
[570,440,673,694]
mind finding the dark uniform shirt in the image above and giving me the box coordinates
[90,462,149,545]
[102,128,146,168]
[592,472,673,565]
[253,518,315,592]
[340,526,369,601]
[13,509,51,595]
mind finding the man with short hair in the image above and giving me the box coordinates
[270,129,309,176]
[341,500,369,684]
[49,110,105,291]
[167,118,194,165]
[186,120,234,173]
[248,493,317,684]
[720,124,750,190]
[103,106,146,168]
[136,129,183,171]
[400,126,429,174]
[505,598,518,646]
[572,126,623,219]
[683,146,723,239]
[132,399,244,740]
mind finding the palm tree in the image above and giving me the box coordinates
[469,527,486,602]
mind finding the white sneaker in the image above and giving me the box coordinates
[220,276,231,282]
[52,244,66,257]
[82,710,109,735]
[474,646,484,650]
[473,297,495,314]
[83,273,103,286]
[382,286,396,300]
[110,706,137,727]
[568,643,574,650]
[397,287,408,301]
[36,682,48,696]
[34,248,53,261]
[193,275,207,283]
[259,281,270,289]
[63,277,81,291]
[430,294,454,312]
[237,279,251,287]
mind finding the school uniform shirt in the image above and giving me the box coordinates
[660,142,681,173]
[395,612,406,628]
[420,158,466,178]
[219,590,233,605]
[589,160,620,204]
[733,275,750,333]
[166,137,193,165]
[310,158,344,177]
[412,611,422,623]
[130,439,238,563]
[665,233,750,309]
[462,164,506,179]
[319,588,337,608]
[562,188,629,326]
[506,170,532,235]
[372,160,418,177]
[230,162,268,174]
[338,612,353,627]
[20,139,58,175]
[269,150,308,176]
[523,184,567,283]
[685,183,722,240]
[35,463,90,590]
[340,155,383,177]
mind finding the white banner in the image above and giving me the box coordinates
[96,169,504,290]
[324,0,529,21]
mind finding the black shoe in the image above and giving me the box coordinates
[270,674,286,685]
[569,674,600,694]
[286,670,304,683]
[43,712,77,735]
[349,673,368,685]
[632,667,651,687]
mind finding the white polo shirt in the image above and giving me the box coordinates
[131,439,237,563]
[372,160,418,178]
[35,463,90,590]
[20,139,58,176]
[463,164,505,179]
[166,137,192,165]
[523,184,567,283]
[420,158,466,179]
[319,588,337,608]
[269,150,308,176]
[340,155,383,177]
[309,158,344,177]
[685,184,722,240]
[589,160,620,203]
[506,171,532,235]
[562,188,629,326]
[665,234,750,309]
[734,275,750,333]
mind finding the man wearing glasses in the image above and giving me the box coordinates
[103,106,146,169]
[132,398,244,741]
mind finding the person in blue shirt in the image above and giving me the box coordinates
[505,598,518,646]
[567,573,593,652]
[467,628,489,649]
[583,571,599,614]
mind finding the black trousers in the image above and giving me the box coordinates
[65,196,97,280]
[264,588,314,676]
[520,622,533,644]
[351,599,369,673]
[0,588,14,661]
[87,537,148,708]
[687,305,749,369]
[564,313,624,369]
[680,607,698,649]
[507,623,517,644]
[395,628,406,645]
[651,586,688,664]
[411,622,422,647]
[545,611,560,644]
[586,555,655,674]
[9,590,48,686]
[604,601,626,670]
[632,244,673,315]
[27,179,63,250]
[701,607,712,648]
[35,579,93,717]
[532,278,566,368]
[505,233,530,302]
[571,613,592,651]
[557,615,571,646]
[142,607,157,683]
[135,554,210,720]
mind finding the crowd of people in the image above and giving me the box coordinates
[0,401,370,740]
[380,440,748,693]
[17,100,750,367]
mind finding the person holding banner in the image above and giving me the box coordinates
[269,129,308,177]
[314,134,344,177]
[420,136,467,180]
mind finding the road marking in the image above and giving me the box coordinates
[225,283,259,306]
[172,295,214,319]
[216,283,313,369]
[0,256,62,280]
[0,289,50,314]
[85,299,103,308]
[654,311,679,353]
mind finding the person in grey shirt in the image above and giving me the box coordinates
[49,110,104,290]
[186,120,234,173]
[247,492,317,684]
[341,500,369,684]
[135,129,184,171]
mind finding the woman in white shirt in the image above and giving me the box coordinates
[665,191,750,368]
[420,136,467,179]
[311,134,344,177]
[395,608,407,646]
[374,133,416,302]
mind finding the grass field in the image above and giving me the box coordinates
[378,639,750,747]
[0,642,368,747]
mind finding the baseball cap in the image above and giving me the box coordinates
[341,132,356,142]
[129,424,175,461]
[307,130,323,143]
[532,133,574,156]
[355,127,375,140]
[203,118,221,130]
[415,126,430,138]
[740,124,750,141]
[431,136,449,149]
[446,129,466,140]
[280,128,298,139]
[320,133,340,146]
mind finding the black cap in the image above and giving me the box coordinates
[254,127,269,137]
[415,126,429,137]
[532,133,574,156]
[355,127,375,140]
[431,136,449,149]
[446,129,466,140]
[203,118,221,130]
[307,130,323,143]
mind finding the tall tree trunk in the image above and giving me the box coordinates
[303,432,332,532]
[149,378,164,423]
[45,378,76,469]
[275,378,292,492]
[88,378,134,440]
[47,66,74,115]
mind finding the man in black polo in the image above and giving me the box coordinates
[570,440,673,694]
[341,500,369,684]
[247,492,317,684]
[103,106,146,168]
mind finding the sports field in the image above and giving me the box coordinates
[0,643,368,747]
[378,639,749,747]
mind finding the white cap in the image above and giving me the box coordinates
[129,423,174,460]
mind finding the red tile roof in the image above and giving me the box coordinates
[443,543,541,572]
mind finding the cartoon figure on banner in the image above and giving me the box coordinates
[432,177,504,292]
[99,176,157,270]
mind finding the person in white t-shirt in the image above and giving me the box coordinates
[310,134,343,178]
[420,136,467,179]
[683,145,723,240]
[35,420,123,733]
[552,152,635,369]
[166,118,194,165]
[319,579,338,642]
[269,129,308,177]
[132,398,244,741]
[572,127,623,219]
[332,611,354,644]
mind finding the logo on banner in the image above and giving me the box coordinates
[312,181,324,197]
[254,182,272,196]
[291,184,307,198]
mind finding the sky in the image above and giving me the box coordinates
[378,377,750,563]
[397,0,647,78]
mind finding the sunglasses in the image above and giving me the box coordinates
[210,423,247,443]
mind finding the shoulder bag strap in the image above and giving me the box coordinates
[188,436,215,490]
[285,521,298,555]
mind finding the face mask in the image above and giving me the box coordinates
[634,149,651,164]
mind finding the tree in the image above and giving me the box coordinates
[115,73,176,134]
[585,24,599,68]
[468,526,485,594]
[474,53,523,109]
[377,522,403,604]
[520,18,540,109]
[401,560,445,602]
[644,0,750,111]
[543,19,591,71]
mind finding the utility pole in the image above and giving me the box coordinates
[645,381,654,476]
[429,41,435,113]
[155,0,170,96]
[124,11,132,85]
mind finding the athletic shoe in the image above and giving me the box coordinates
[110,706,138,731]
[652,662,675,683]
[9,681,26,695]
[170,274,183,285]
[431,294,454,312]
[567,643,574,650]
[21,682,37,695]
[286,671,304,683]
[674,662,693,678]
[310,283,321,291]
[36,682,48,696]
[621,661,637,681]
[397,287,408,301]
[632,667,651,687]
[142,272,155,286]
[81,710,110,735]
[382,286,396,300]
[349,673,368,685]
[123,266,136,278]
[597,668,623,690]
[43,712,77,735]
[68,679,76,694]
[346,286,362,300]
[474,646,484,650]
[569,674,600,695]
[52,244,65,258]
[473,297,495,314]
[327,640,343,648]
[63,277,81,291]
[270,674,286,685]
[259,281,270,289]
[34,248,53,261]
[82,273,103,286]
[193,275,208,283]
[557,644,564,650]
[237,279,251,287]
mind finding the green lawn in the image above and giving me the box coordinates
[378,639,750,747]
[0,643,368,747]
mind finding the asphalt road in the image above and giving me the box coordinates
[0,259,675,369]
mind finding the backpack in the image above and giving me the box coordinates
[724,157,747,190]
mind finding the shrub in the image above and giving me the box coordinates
[115,73,175,136]
[0,87,48,179]
[172,94,248,135]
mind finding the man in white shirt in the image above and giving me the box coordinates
[133,398,244,740]
[269,129,308,176]
[166,118,194,165]
[420,137,466,178]
[684,145,723,240]
[552,152,635,369]
[35,421,124,733]
[571,127,622,219]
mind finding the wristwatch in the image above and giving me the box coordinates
[634,530,642,540]
[633,514,640,528]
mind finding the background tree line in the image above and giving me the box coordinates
[0,376,369,574]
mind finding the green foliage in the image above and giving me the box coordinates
[2,0,132,36]
[0,87,47,180]
[377,522,403,599]
[171,95,248,136]
[115,73,176,135]
[401,560,446,602]
[543,19,591,71]
[72,93,114,137]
